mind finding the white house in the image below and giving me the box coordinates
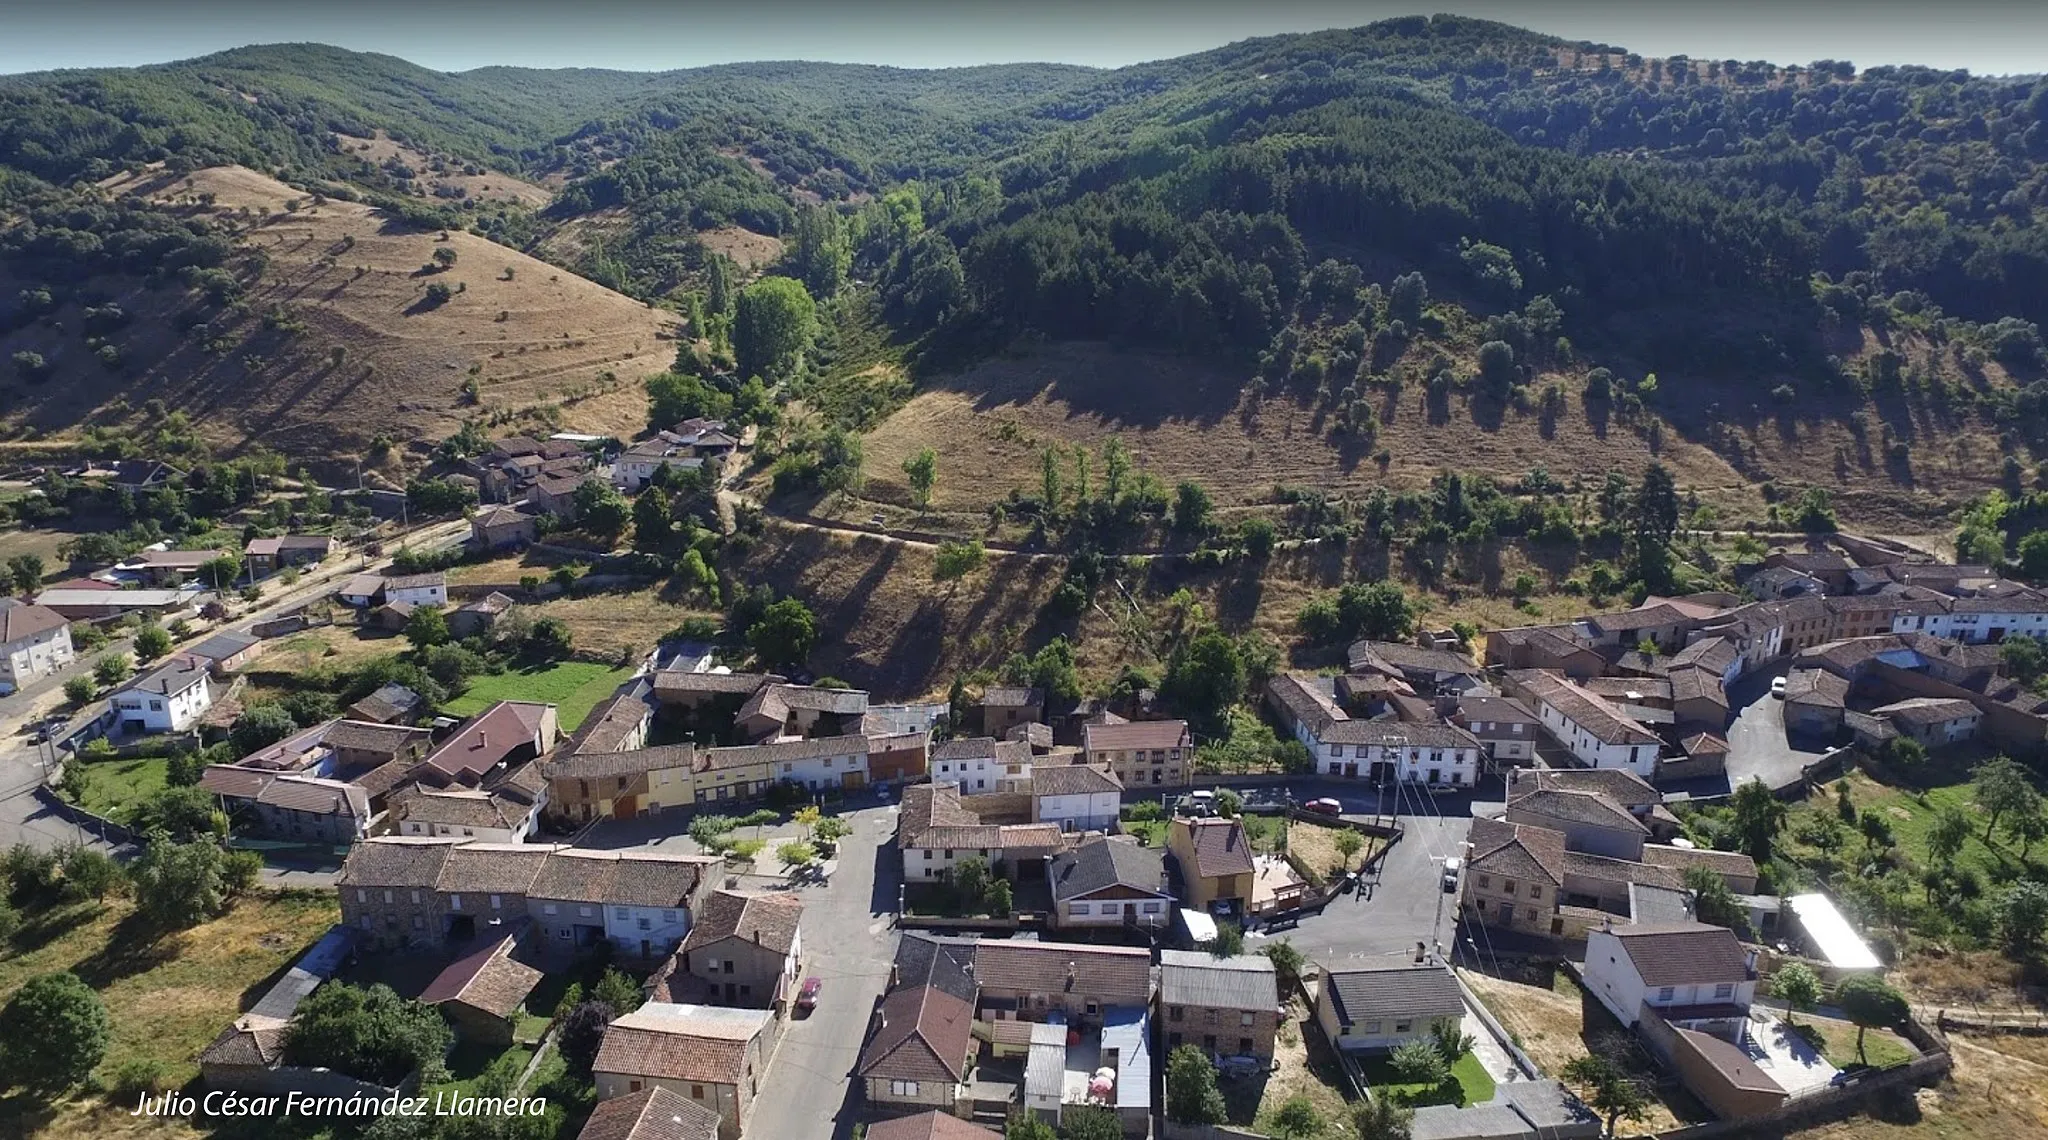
[394,788,544,844]
[1511,670,1663,777]
[1263,674,1482,786]
[763,735,870,792]
[1583,922,1758,1031]
[1030,764,1122,831]
[111,654,214,733]
[0,600,74,695]
[930,737,1007,794]
[897,783,1062,883]
[613,435,707,491]
[382,572,448,608]
[1889,594,2048,644]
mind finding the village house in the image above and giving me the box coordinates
[974,686,1046,735]
[449,592,517,638]
[931,736,1028,794]
[1082,719,1192,788]
[1030,763,1121,832]
[186,629,263,673]
[121,548,231,587]
[1510,766,1676,839]
[525,472,594,520]
[1507,669,1663,777]
[1347,640,1483,693]
[382,572,448,608]
[348,682,427,724]
[737,683,869,742]
[0,599,73,694]
[593,1003,776,1140]
[545,745,696,823]
[1158,950,1281,1060]
[574,1087,722,1140]
[1446,694,1541,766]
[969,939,1153,1026]
[471,503,541,549]
[897,782,1063,883]
[1265,673,1484,785]
[111,653,215,733]
[855,983,977,1119]
[242,534,334,577]
[1503,787,1650,861]
[864,1112,998,1140]
[868,728,933,786]
[670,890,804,1012]
[1461,817,1567,937]
[1782,668,1851,736]
[1870,697,1981,746]
[1485,624,1608,680]
[389,780,545,843]
[1315,961,1464,1053]
[613,434,708,491]
[420,925,545,1047]
[420,700,559,787]
[1046,835,1170,931]
[335,572,385,608]
[1584,921,1759,1031]
[526,849,720,961]
[1167,816,1256,915]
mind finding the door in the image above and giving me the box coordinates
[1498,901,1515,925]
[613,796,638,819]
[1343,762,1358,778]
[841,770,866,789]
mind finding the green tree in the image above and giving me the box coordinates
[1795,487,1838,533]
[1058,1107,1122,1140]
[1263,939,1305,992]
[1165,1044,1227,1125]
[1352,1097,1415,1140]
[645,371,735,430]
[1859,810,1894,858]
[284,982,455,1086]
[1476,339,1516,395]
[1835,975,1909,1065]
[952,856,992,909]
[1769,962,1822,1026]
[524,617,574,660]
[573,480,633,541]
[1974,756,2039,841]
[431,246,457,269]
[2020,531,2048,581]
[1172,480,1213,533]
[133,623,172,662]
[1333,829,1365,871]
[777,841,819,868]
[1212,922,1244,957]
[557,999,616,1077]
[1684,865,1747,935]
[1162,628,1245,733]
[593,968,643,1015]
[63,676,95,706]
[405,604,450,651]
[2005,795,2048,859]
[229,702,298,756]
[1729,777,1786,862]
[1270,1096,1324,1140]
[734,276,817,379]
[199,554,244,590]
[748,598,817,670]
[1562,1053,1650,1137]
[0,972,110,1090]
[1040,447,1062,514]
[2000,880,2048,953]
[934,540,985,582]
[128,833,226,928]
[6,553,44,594]
[1388,1040,1449,1087]
[1928,806,1972,869]
[1007,1117,1058,1140]
[2003,637,2048,685]
[903,448,937,513]
[1102,437,1131,504]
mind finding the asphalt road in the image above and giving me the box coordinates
[1718,667,1829,795]
[743,797,903,1140]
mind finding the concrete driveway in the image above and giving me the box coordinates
[1713,668,1830,796]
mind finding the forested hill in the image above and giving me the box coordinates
[3,17,2046,388]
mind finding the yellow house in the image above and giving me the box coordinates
[1167,817,1257,913]
[643,757,697,811]
[694,745,775,804]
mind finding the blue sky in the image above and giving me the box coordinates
[0,1,2042,76]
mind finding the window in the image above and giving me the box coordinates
[1502,881,1516,897]
[1071,903,1091,916]
[629,1080,642,1093]
[889,1081,920,1097]
[356,889,367,902]
[615,908,629,919]
[1240,1012,1254,1027]
[1142,902,1162,914]
[663,910,677,922]
[1362,1020,1381,1034]
[1657,987,1675,1002]
[1170,1005,1184,1022]
[490,895,502,910]
[1714,983,1735,1000]
[943,850,954,859]
[543,903,558,916]
[923,850,933,860]
[1476,875,1491,889]
[579,906,593,917]
[1528,886,1541,900]
[1330,746,1345,758]
[691,1085,704,1099]
[150,699,164,711]
[411,915,424,930]
[1394,1020,1411,1034]
[449,894,462,911]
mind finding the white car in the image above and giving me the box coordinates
[1771,676,1788,699]
[1440,857,1462,892]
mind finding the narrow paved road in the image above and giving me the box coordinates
[745,799,903,1140]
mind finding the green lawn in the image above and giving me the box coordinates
[442,661,634,732]
[1813,772,2045,883]
[1361,1050,1496,1108]
[1122,819,1168,847]
[1794,1016,1915,1071]
[66,754,170,823]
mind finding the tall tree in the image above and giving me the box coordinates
[748,598,818,670]
[903,448,937,514]
[1165,1044,1227,1125]
[1562,1054,1650,1137]
[0,972,109,1090]
[1927,806,1972,870]
[1974,756,2039,841]
[1835,975,1908,1065]
[790,206,850,299]
[1352,1097,1414,1140]
[734,276,817,380]
[1728,778,1786,862]
[1102,437,1131,505]
[1633,462,1680,547]
[1769,962,1821,1026]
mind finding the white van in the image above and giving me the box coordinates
[1186,790,1216,817]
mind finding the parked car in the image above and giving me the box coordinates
[1185,790,1216,817]
[1440,857,1462,892]
[1771,676,1788,698]
[1217,1055,1267,1079]
[1303,797,1343,816]
[797,976,822,1015]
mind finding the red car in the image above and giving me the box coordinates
[1303,797,1344,816]
[796,976,822,1015]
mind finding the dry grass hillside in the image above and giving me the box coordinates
[334,131,553,207]
[860,340,2013,533]
[0,164,679,466]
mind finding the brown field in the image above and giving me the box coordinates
[524,587,717,659]
[334,131,553,207]
[0,164,679,471]
[859,340,2009,533]
[698,226,786,270]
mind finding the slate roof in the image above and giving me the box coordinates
[1782,668,1851,709]
[856,984,976,1083]
[931,737,1001,761]
[1319,719,1482,749]
[1031,764,1121,798]
[1178,817,1256,879]
[547,744,695,781]
[1669,636,1740,675]
[1047,836,1166,902]
[1346,640,1478,677]
[574,1087,722,1140]
[393,787,527,831]
[420,927,542,1018]
[892,934,980,1004]
[680,890,803,957]
[650,670,780,698]
[1871,697,1979,726]
[979,686,1045,708]
[1466,817,1566,885]
[969,941,1153,1004]
[699,734,868,771]
[1560,852,1685,890]
[1158,950,1279,1011]
[1451,695,1540,730]
[198,1015,290,1068]
[120,653,210,697]
[564,683,654,756]
[1506,788,1650,835]
[898,783,998,850]
[1601,922,1752,988]
[324,718,432,756]
[336,838,457,887]
[186,629,260,663]
[1323,963,1463,1026]
[382,572,446,592]
[1267,674,1344,732]
[435,844,553,895]
[257,775,370,819]
[1639,845,1759,885]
